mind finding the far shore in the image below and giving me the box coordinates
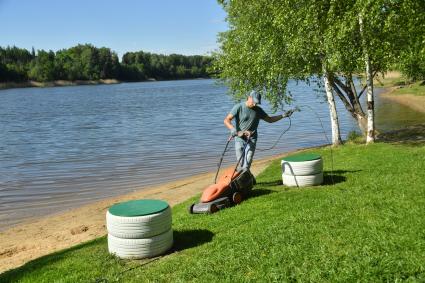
[0,79,121,90]
[0,77,211,91]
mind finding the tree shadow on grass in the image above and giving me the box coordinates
[0,237,106,282]
[322,174,346,185]
[249,188,276,200]
[253,170,362,189]
[256,180,282,186]
[322,170,362,185]
[377,124,425,147]
[170,229,214,253]
[255,170,360,188]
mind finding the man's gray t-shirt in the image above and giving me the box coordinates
[230,102,267,138]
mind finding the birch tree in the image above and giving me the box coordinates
[353,0,425,142]
[214,0,424,145]
[359,14,374,143]
[213,0,351,145]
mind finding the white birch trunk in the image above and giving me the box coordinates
[323,69,342,146]
[359,14,375,143]
[365,57,374,143]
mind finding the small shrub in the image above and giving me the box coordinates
[346,131,364,144]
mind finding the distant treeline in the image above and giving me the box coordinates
[0,44,213,83]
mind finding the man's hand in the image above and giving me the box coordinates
[282,109,295,118]
[237,130,252,138]
[230,128,238,137]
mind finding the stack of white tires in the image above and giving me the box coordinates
[107,199,173,259]
[281,153,323,187]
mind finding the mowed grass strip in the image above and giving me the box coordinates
[374,71,425,97]
[1,143,425,282]
[392,81,425,97]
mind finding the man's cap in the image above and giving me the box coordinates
[249,90,261,105]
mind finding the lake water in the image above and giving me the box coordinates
[1,79,424,229]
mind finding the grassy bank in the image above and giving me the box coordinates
[1,142,425,282]
[391,81,425,97]
[375,71,425,97]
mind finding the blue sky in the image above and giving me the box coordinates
[0,0,227,59]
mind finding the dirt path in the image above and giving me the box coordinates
[0,154,286,273]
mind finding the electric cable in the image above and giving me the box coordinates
[298,105,335,185]
[218,105,335,186]
[257,116,292,152]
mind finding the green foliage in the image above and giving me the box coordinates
[394,0,425,81]
[0,46,33,82]
[0,44,212,83]
[212,0,362,110]
[346,130,365,143]
[54,44,120,81]
[1,143,425,282]
[213,0,424,111]
[120,51,212,81]
[28,50,56,82]
[399,45,425,82]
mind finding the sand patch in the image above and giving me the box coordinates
[380,87,425,114]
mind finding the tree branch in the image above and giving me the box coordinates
[333,76,351,95]
[332,81,356,118]
[358,85,368,99]
[334,76,359,110]
[358,70,378,99]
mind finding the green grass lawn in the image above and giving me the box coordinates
[391,81,425,97]
[2,142,425,282]
[374,72,425,96]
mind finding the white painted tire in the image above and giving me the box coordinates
[108,229,173,259]
[107,206,172,239]
[281,158,323,176]
[282,172,323,187]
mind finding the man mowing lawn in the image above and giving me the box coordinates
[224,90,294,170]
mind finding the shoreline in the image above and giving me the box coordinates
[0,150,303,273]
[0,77,211,91]
[378,86,425,114]
[0,79,121,90]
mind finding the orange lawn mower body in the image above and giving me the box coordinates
[189,136,256,214]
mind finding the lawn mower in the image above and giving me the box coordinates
[188,134,256,214]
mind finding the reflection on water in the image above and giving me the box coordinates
[0,80,423,229]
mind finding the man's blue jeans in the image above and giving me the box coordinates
[235,137,257,170]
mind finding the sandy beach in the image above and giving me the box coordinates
[376,71,425,114]
[380,87,425,114]
[0,153,289,273]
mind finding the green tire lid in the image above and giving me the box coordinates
[108,199,169,217]
[282,153,322,162]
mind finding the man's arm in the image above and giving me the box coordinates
[224,114,251,137]
[224,113,237,135]
[263,114,284,123]
[263,109,295,123]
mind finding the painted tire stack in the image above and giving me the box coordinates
[281,153,323,187]
[107,199,173,259]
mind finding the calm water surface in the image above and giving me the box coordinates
[1,79,424,229]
